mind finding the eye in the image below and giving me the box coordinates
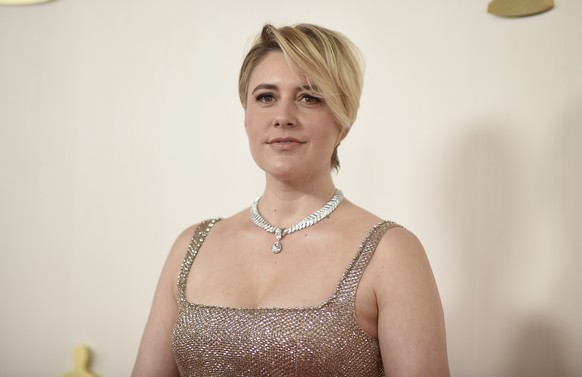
[299,93,323,105]
[255,93,276,104]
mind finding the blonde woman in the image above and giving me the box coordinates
[132,23,450,377]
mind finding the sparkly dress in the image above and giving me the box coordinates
[172,219,400,377]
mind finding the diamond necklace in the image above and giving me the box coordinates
[250,189,344,254]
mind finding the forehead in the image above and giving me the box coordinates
[248,52,307,88]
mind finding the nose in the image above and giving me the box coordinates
[273,100,297,128]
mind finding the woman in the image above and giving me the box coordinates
[132,23,449,376]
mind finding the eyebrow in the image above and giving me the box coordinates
[251,83,277,95]
[251,83,319,95]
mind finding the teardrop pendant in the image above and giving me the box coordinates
[250,190,344,254]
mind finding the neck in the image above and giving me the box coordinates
[256,175,338,228]
[250,188,344,254]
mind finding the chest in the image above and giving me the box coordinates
[185,226,363,309]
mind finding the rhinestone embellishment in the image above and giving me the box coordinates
[272,228,283,253]
[250,190,344,254]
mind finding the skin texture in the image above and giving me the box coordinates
[132,51,450,377]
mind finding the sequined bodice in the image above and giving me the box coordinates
[172,219,400,377]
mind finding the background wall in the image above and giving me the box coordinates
[1,1,580,376]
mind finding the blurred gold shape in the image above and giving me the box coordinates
[0,0,52,5]
[488,0,554,17]
[63,345,99,377]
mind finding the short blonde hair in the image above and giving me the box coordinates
[238,23,364,171]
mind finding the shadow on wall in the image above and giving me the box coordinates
[443,123,522,377]
[441,117,582,376]
[504,101,582,377]
[550,100,582,377]
[504,316,566,377]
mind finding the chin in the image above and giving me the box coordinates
[254,155,330,181]
[267,166,301,180]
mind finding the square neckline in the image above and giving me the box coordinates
[178,219,390,312]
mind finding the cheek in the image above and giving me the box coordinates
[244,109,257,135]
[244,113,253,133]
[317,118,342,147]
[244,111,262,143]
[244,106,257,128]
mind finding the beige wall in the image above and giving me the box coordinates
[1,1,580,376]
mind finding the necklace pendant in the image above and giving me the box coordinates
[275,227,282,240]
[272,241,282,254]
[250,189,344,255]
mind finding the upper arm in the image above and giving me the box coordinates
[131,225,197,377]
[374,227,450,376]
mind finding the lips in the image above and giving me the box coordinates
[267,137,305,145]
[266,136,306,151]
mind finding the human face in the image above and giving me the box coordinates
[244,52,341,181]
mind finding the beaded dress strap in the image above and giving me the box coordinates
[177,218,221,303]
[333,221,402,303]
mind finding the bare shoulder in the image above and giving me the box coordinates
[163,220,220,296]
[369,224,450,376]
[169,217,227,255]
[338,200,427,268]
[167,223,201,264]
[166,217,229,258]
[366,223,433,282]
[131,221,210,377]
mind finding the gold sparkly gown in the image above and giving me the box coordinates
[172,218,400,377]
